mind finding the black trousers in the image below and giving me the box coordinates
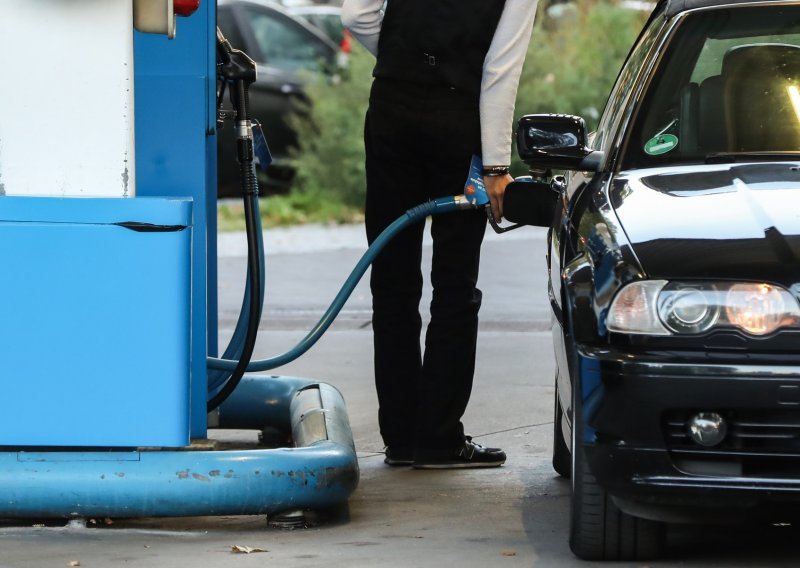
[365,78,487,451]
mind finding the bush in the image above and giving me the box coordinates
[516,0,649,128]
[290,44,375,210]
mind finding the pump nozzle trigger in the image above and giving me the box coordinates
[485,206,523,234]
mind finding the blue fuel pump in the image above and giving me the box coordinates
[0,2,509,521]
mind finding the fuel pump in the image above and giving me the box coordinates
[0,0,358,521]
[0,0,518,522]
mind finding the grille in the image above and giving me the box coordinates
[664,409,800,478]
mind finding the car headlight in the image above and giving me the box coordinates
[658,284,720,334]
[725,283,797,335]
[607,281,800,336]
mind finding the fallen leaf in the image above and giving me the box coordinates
[231,545,267,554]
[67,562,81,567]
[501,550,517,557]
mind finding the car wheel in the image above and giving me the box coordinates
[569,437,664,560]
[552,377,571,478]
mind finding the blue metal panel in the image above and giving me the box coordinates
[134,4,217,438]
[0,197,191,447]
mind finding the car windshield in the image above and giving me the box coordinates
[621,5,800,170]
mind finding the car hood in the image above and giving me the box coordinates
[609,163,800,284]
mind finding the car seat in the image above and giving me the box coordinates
[721,43,800,152]
[679,75,728,154]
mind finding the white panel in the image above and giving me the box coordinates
[0,1,135,196]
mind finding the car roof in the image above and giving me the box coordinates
[662,0,793,16]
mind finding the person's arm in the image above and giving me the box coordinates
[340,0,384,57]
[480,0,538,221]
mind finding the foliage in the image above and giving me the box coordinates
[218,194,363,231]
[289,43,375,208]
[516,1,650,129]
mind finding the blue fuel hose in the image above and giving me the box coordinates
[207,194,474,375]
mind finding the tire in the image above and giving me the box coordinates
[552,378,571,478]
[569,439,664,561]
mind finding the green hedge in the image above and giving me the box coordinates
[289,44,374,210]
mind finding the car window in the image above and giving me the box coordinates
[243,5,331,72]
[622,5,800,170]
[591,15,662,154]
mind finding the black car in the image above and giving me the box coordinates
[504,0,800,561]
[217,0,340,197]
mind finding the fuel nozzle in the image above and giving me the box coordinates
[463,155,491,209]
[216,26,260,192]
[216,28,256,85]
[461,155,523,233]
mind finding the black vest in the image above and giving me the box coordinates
[373,0,507,95]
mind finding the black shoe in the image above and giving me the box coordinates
[384,447,414,466]
[413,437,506,469]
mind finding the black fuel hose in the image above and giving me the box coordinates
[207,30,261,412]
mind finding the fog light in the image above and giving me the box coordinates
[688,412,727,447]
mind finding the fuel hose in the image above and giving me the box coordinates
[206,195,474,376]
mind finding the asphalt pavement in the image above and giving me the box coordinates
[2,222,800,567]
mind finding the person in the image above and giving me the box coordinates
[341,0,538,468]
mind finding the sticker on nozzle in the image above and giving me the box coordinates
[252,120,273,172]
[464,155,490,207]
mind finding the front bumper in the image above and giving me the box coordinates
[577,346,800,520]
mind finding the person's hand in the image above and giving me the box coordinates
[483,173,514,223]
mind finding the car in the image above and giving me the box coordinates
[217,0,341,197]
[287,4,349,48]
[503,0,800,561]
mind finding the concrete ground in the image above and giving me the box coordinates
[2,223,800,567]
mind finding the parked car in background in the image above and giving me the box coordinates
[217,0,341,197]
[504,0,800,561]
[287,3,348,47]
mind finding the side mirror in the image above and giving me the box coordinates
[516,114,602,171]
[503,179,559,228]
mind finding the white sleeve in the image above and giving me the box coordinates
[480,0,539,166]
[340,0,384,57]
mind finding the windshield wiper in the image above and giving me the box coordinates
[705,152,800,164]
